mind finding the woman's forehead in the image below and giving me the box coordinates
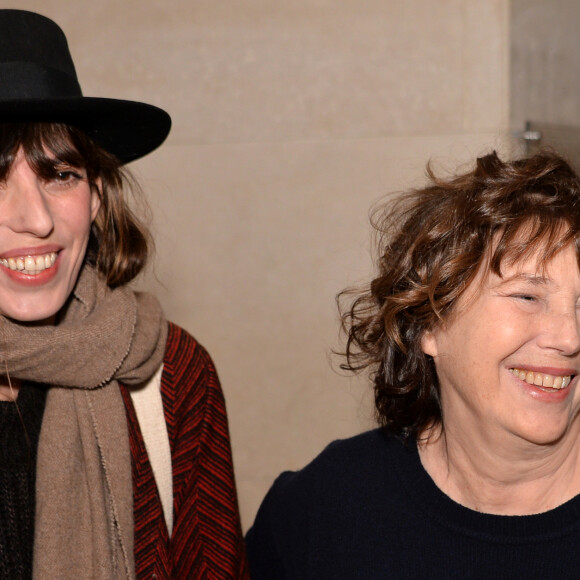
[442,236,580,319]
[477,238,580,290]
[489,219,576,267]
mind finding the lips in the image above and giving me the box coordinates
[0,252,57,275]
[510,367,572,390]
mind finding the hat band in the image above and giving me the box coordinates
[0,62,82,100]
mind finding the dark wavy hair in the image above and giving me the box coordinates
[338,150,580,441]
[0,122,150,287]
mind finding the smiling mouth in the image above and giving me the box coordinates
[510,368,572,390]
[0,252,57,275]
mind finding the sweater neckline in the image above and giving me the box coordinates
[393,434,580,542]
[0,382,46,467]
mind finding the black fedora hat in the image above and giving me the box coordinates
[0,9,171,164]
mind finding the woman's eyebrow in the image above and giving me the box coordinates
[500,273,551,286]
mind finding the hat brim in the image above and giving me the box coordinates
[0,97,171,164]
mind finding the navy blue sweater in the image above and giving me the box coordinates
[246,429,580,579]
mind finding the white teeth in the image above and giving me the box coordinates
[0,252,57,275]
[511,368,572,390]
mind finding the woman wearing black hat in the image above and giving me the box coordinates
[0,10,248,580]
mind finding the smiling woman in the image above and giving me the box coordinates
[0,133,99,324]
[246,150,580,579]
[421,242,580,501]
[0,10,248,580]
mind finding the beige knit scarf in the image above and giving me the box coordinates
[0,265,167,580]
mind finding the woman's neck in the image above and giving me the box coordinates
[418,422,580,515]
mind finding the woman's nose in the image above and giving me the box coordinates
[539,309,580,357]
[0,173,55,238]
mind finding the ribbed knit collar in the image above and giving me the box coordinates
[394,434,580,542]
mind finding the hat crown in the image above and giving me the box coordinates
[0,11,75,72]
[0,10,81,100]
[0,9,171,163]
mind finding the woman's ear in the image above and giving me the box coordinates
[91,178,102,221]
[421,329,438,357]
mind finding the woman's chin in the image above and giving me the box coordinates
[1,304,62,325]
[7,315,58,327]
[0,287,72,324]
[512,419,577,448]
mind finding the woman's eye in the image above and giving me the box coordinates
[44,168,85,190]
[514,294,537,302]
[55,170,82,181]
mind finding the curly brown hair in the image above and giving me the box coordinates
[338,150,580,441]
[0,122,150,287]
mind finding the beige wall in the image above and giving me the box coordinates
[9,0,510,529]
[509,0,580,165]
[511,0,580,131]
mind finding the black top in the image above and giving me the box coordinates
[0,383,46,580]
[246,429,580,579]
